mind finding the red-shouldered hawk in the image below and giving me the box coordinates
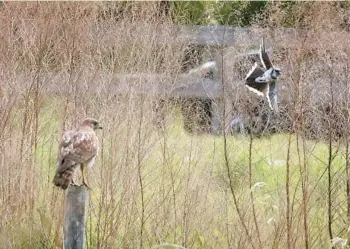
[53,118,102,190]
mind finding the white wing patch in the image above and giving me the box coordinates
[259,39,267,69]
[245,85,265,97]
[259,38,274,70]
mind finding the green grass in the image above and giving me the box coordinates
[13,101,349,248]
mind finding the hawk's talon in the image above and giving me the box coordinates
[70,180,79,187]
[82,180,92,190]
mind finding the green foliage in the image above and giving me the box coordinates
[212,1,266,26]
[170,1,207,25]
[169,1,266,26]
[168,1,349,28]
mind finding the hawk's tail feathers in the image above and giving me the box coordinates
[53,163,78,190]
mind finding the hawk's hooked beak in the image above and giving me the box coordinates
[97,124,103,130]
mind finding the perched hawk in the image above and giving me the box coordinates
[53,118,102,190]
[245,38,281,112]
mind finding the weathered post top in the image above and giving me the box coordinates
[64,185,89,249]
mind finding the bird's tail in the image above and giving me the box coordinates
[53,161,78,190]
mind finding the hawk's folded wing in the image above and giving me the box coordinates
[57,129,98,174]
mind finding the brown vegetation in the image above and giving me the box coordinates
[1,2,350,249]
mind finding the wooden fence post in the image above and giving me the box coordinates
[64,185,89,249]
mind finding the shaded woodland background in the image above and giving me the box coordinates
[1,2,350,249]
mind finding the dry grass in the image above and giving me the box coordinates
[1,2,350,249]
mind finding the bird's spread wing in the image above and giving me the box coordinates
[57,128,98,174]
[245,63,267,97]
[259,38,273,70]
[198,60,217,78]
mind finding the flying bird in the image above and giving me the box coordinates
[245,38,281,112]
[53,118,102,190]
[189,59,217,79]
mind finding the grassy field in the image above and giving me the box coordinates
[1,2,350,249]
[1,96,347,249]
